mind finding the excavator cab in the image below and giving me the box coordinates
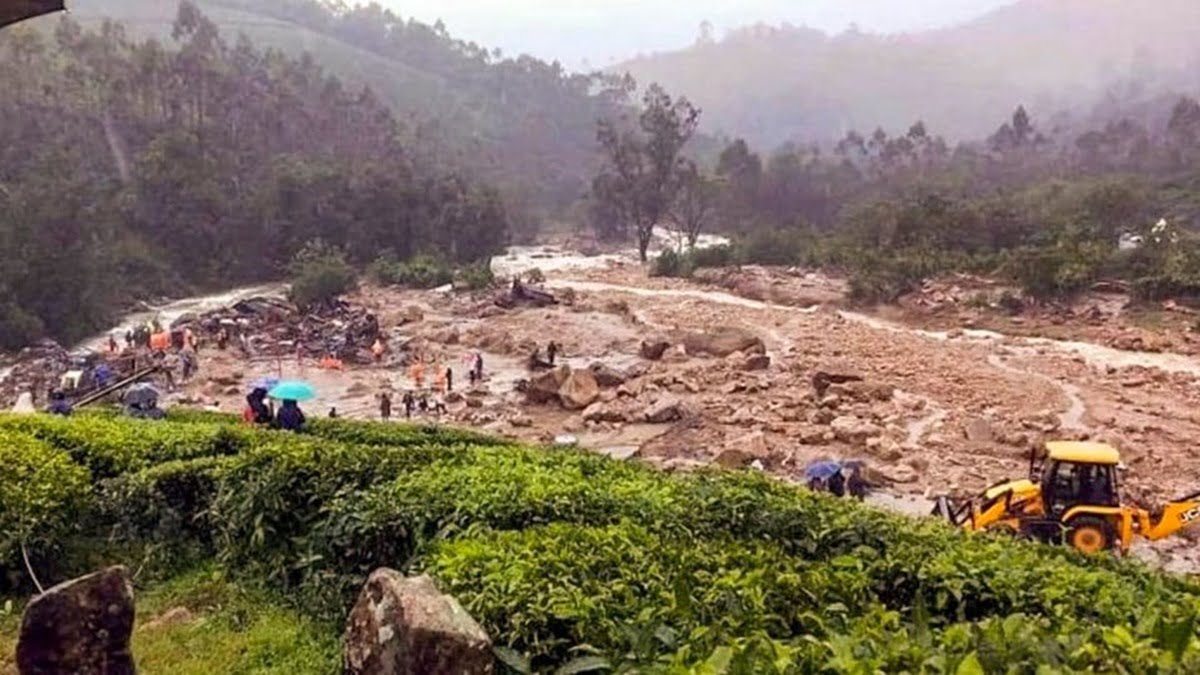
[1028,442,1123,552]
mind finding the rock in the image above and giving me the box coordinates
[464,396,484,409]
[830,415,883,443]
[643,397,684,424]
[559,368,600,410]
[344,570,492,675]
[828,381,894,402]
[210,373,241,387]
[525,367,569,405]
[677,327,765,357]
[885,465,920,484]
[429,327,460,345]
[445,391,465,404]
[964,418,995,443]
[796,426,829,445]
[662,345,690,362]
[401,305,425,323]
[809,408,836,425]
[582,402,628,423]
[17,566,136,675]
[741,354,771,371]
[640,340,671,360]
[713,447,752,469]
[508,414,533,428]
[904,456,930,472]
[588,363,627,388]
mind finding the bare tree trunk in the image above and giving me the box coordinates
[637,222,653,262]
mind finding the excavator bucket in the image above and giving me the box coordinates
[0,0,64,30]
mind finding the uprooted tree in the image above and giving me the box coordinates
[592,85,700,261]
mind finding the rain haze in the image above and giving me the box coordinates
[7,0,1200,668]
[387,0,1012,68]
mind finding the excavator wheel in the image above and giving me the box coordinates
[1066,516,1114,554]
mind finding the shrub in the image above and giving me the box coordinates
[0,432,90,572]
[651,248,694,278]
[734,229,810,266]
[455,261,495,291]
[689,243,736,268]
[370,253,453,289]
[287,240,357,308]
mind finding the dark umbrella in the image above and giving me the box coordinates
[0,0,65,30]
[804,460,844,482]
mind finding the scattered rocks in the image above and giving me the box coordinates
[344,570,492,675]
[643,397,685,424]
[831,415,883,443]
[17,566,136,675]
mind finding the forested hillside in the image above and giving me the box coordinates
[616,0,1200,147]
[61,0,638,217]
[0,3,507,349]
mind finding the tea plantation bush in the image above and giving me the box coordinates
[3,413,1200,672]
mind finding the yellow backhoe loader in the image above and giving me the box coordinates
[933,441,1200,554]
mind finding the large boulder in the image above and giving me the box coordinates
[830,415,883,443]
[582,401,629,424]
[588,363,627,388]
[17,566,136,675]
[344,570,492,675]
[677,328,765,357]
[525,367,569,405]
[559,368,601,410]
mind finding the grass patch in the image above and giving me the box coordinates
[1,566,338,675]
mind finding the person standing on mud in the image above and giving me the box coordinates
[444,365,453,392]
[380,392,393,421]
[547,341,559,365]
[402,391,415,419]
[410,358,426,389]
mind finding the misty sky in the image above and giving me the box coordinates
[384,0,1014,69]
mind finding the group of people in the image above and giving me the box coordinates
[244,386,306,432]
[377,389,447,421]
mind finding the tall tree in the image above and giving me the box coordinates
[670,160,717,247]
[593,84,700,261]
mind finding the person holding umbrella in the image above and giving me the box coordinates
[267,380,316,432]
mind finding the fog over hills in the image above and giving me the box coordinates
[616,0,1200,146]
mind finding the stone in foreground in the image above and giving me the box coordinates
[344,570,493,675]
[17,566,136,675]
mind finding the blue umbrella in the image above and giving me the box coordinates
[267,380,316,401]
[250,377,280,393]
[804,460,844,481]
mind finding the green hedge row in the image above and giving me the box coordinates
[4,413,1200,672]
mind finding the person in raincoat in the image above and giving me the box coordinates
[275,399,306,432]
[246,388,272,425]
[46,391,72,416]
[372,338,385,362]
[409,359,426,388]
[380,392,393,421]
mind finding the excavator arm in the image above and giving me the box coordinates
[1140,490,1200,541]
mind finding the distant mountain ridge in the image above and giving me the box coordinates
[615,0,1200,147]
